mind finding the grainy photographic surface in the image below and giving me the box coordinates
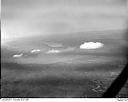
[1,0,128,97]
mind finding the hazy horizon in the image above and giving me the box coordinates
[1,0,128,98]
[1,0,127,44]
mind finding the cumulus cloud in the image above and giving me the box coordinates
[31,49,41,53]
[13,53,23,58]
[80,42,104,49]
[46,49,61,54]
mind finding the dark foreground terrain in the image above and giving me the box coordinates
[1,60,128,97]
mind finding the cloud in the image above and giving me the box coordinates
[110,72,119,76]
[46,49,61,54]
[63,47,75,52]
[13,53,23,58]
[31,49,41,53]
[46,47,75,54]
[80,42,104,49]
[44,42,63,47]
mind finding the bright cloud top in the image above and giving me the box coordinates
[31,49,41,53]
[13,53,23,58]
[46,49,61,54]
[80,42,104,49]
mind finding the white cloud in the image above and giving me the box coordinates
[46,49,61,54]
[80,42,104,49]
[13,53,23,58]
[31,49,41,53]
[110,72,119,76]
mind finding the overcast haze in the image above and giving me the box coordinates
[1,0,127,43]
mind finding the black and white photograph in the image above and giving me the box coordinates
[1,0,128,98]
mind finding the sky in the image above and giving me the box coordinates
[1,0,127,44]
